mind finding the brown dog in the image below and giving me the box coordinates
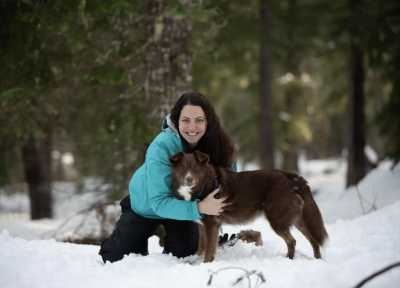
[169,151,328,263]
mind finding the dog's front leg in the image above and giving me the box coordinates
[203,216,221,263]
[195,223,206,255]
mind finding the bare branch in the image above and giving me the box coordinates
[355,185,366,215]
[208,267,266,288]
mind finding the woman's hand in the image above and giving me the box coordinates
[197,188,232,215]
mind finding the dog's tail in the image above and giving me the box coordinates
[281,171,329,246]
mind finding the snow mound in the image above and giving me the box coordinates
[316,162,400,223]
[1,201,399,288]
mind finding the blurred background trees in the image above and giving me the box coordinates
[1,0,399,219]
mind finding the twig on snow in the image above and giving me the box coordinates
[355,185,379,215]
[354,261,400,288]
[355,185,366,215]
[41,200,116,240]
[207,267,266,288]
[366,188,378,213]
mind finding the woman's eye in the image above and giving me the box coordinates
[196,119,204,123]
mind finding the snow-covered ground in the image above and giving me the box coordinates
[0,160,399,288]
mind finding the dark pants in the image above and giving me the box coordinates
[99,195,199,263]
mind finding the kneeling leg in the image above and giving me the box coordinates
[99,195,160,263]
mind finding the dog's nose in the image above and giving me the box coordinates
[186,176,193,184]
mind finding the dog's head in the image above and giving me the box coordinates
[169,150,210,201]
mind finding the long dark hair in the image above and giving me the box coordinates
[170,92,236,169]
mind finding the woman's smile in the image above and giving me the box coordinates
[186,132,199,136]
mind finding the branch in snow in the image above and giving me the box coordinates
[355,185,379,215]
[355,185,366,215]
[41,200,117,243]
[207,267,266,288]
[354,261,400,288]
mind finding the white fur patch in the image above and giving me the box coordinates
[177,185,193,201]
[195,219,204,226]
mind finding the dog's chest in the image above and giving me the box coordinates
[177,185,193,201]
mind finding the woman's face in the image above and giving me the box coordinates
[179,105,207,148]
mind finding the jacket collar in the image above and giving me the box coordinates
[162,114,194,153]
[162,114,179,137]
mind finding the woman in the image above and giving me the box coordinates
[99,92,237,263]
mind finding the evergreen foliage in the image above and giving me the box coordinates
[1,0,399,205]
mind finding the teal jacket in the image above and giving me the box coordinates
[129,115,236,221]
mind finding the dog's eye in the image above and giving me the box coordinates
[193,166,198,171]
[180,167,184,172]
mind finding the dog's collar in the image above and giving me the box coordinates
[195,175,220,200]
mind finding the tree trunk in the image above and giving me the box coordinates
[259,0,274,170]
[22,131,53,219]
[144,0,193,122]
[370,69,385,161]
[281,0,299,173]
[282,97,299,173]
[346,0,366,187]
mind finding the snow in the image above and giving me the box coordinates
[1,160,400,288]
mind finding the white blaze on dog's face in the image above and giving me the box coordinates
[169,151,210,201]
[177,171,196,201]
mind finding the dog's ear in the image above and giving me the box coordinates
[193,150,209,165]
[169,152,184,166]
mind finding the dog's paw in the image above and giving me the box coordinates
[238,230,263,246]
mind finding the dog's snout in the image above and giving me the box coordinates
[186,176,193,184]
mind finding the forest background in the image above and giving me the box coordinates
[0,0,399,221]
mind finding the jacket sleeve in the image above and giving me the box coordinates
[146,139,204,221]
